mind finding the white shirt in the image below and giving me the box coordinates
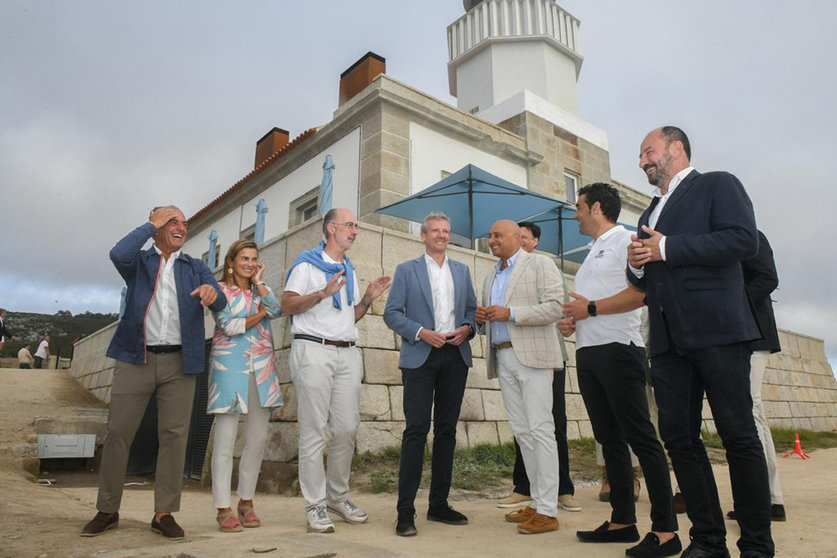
[630,166,694,278]
[35,339,50,358]
[18,347,33,365]
[575,225,643,349]
[145,245,183,345]
[285,253,361,342]
[423,253,455,334]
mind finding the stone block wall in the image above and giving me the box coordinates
[69,220,837,492]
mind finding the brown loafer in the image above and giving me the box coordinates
[81,511,119,537]
[151,514,185,539]
[517,512,559,534]
[505,506,537,523]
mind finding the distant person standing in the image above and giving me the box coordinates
[81,206,226,540]
[18,344,34,369]
[34,335,51,368]
[0,308,15,353]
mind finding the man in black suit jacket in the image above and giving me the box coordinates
[732,231,785,522]
[0,308,14,353]
[627,126,773,558]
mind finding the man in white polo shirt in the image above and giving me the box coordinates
[558,183,679,557]
[282,208,390,534]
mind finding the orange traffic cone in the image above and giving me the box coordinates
[782,432,810,459]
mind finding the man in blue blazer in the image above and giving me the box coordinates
[627,127,773,558]
[384,213,477,537]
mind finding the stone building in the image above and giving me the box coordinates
[70,0,836,492]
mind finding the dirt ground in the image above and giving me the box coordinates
[1,368,835,558]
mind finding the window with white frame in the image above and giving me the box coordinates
[564,171,579,204]
[289,187,320,228]
[240,224,255,241]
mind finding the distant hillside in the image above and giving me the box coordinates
[0,310,118,359]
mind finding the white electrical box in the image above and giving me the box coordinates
[37,434,97,459]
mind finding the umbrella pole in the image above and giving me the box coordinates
[468,167,475,250]
[558,206,564,270]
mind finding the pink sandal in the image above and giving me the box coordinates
[217,509,243,532]
[238,502,261,528]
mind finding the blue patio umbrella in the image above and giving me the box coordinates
[525,206,637,265]
[319,155,335,213]
[375,164,568,246]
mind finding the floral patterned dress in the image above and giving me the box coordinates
[207,283,283,414]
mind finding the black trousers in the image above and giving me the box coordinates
[652,340,773,556]
[577,342,677,533]
[512,367,574,496]
[397,344,468,513]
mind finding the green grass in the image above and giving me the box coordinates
[352,439,599,495]
[351,428,837,495]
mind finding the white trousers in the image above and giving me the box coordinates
[290,340,362,509]
[212,371,271,508]
[751,349,784,505]
[497,348,559,517]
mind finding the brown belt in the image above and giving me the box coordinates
[294,334,356,348]
[493,341,513,350]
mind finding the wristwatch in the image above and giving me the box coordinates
[587,300,597,317]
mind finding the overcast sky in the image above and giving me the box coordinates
[2,1,835,366]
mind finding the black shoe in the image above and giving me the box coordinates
[626,532,682,557]
[740,552,771,558]
[151,514,185,539]
[726,504,786,522]
[427,504,468,525]
[673,492,687,514]
[577,521,640,543]
[396,511,417,537]
[81,511,119,537]
[680,543,731,558]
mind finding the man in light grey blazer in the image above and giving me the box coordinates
[384,213,477,537]
[476,220,564,535]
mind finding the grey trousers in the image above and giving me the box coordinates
[96,353,196,513]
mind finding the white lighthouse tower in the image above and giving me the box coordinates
[448,0,606,150]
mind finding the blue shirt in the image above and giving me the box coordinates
[489,248,521,345]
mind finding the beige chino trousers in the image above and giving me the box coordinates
[96,352,196,513]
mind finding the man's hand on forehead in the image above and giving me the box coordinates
[150,207,182,229]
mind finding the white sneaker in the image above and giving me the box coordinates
[306,504,335,533]
[327,499,368,524]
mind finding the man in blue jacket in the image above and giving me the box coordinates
[384,213,477,537]
[82,206,226,539]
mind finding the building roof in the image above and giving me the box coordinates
[188,127,318,223]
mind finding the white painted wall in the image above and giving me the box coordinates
[183,209,241,268]
[409,122,527,195]
[242,127,361,241]
[489,41,579,114]
[183,127,361,262]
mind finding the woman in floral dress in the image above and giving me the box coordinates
[208,240,283,532]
